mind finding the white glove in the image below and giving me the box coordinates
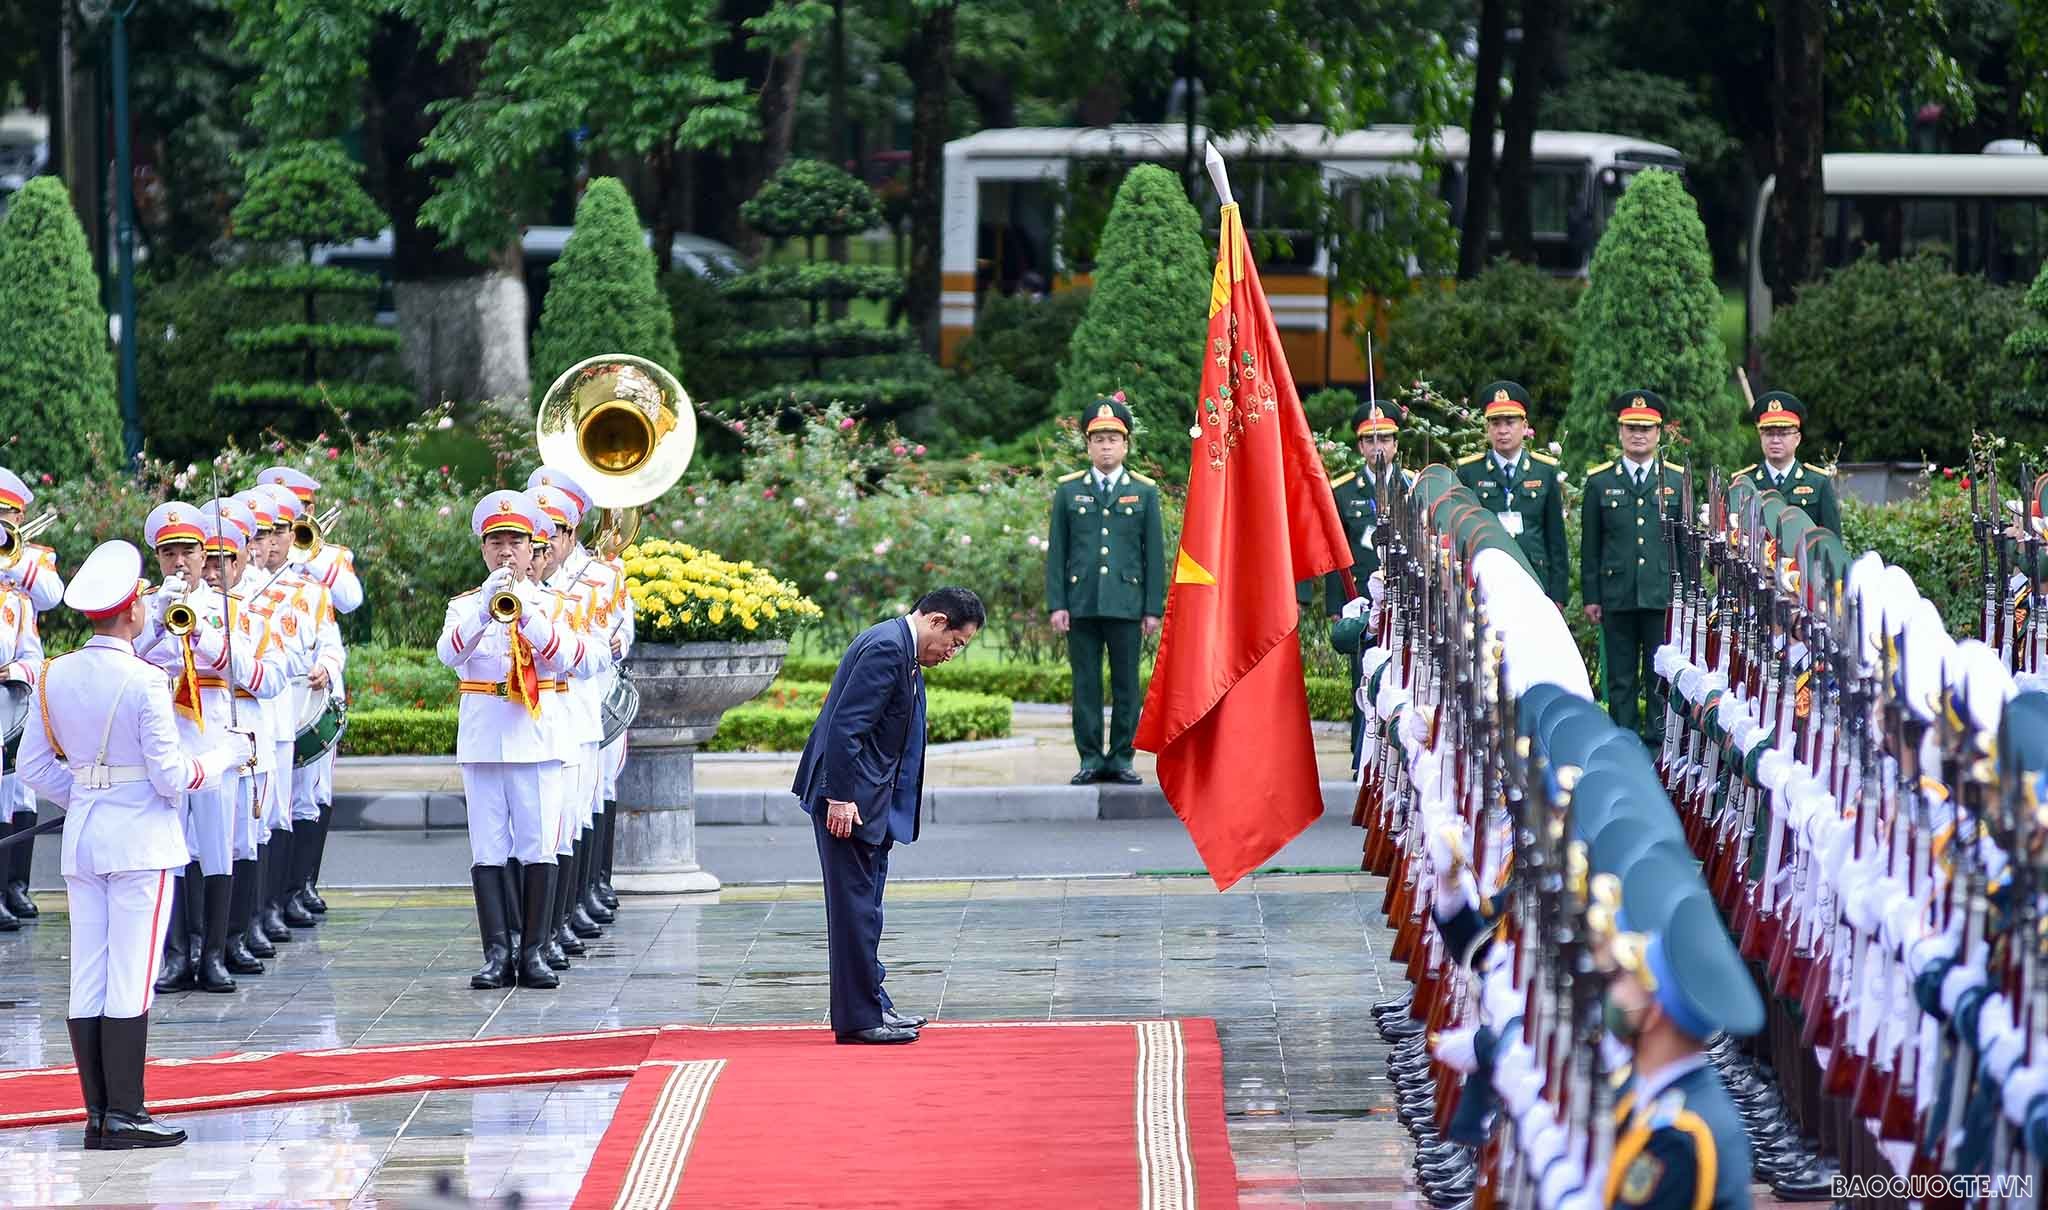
[1341,595,1369,621]
[224,728,257,770]
[1367,569,1385,609]
[1431,1024,1479,1074]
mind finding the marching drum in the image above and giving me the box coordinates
[600,673,640,748]
[293,687,349,767]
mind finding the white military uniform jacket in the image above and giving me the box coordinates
[0,586,43,688]
[297,541,362,616]
[134,584,289,744]
[245,567,342,748]
[544,570,609,752]
[17,636,240,876]
[438,582,579,763]
[2,542,64,614]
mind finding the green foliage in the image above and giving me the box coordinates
[740,159,883,240]
[210,381,417,411]
[722,319,913,359]
[1566,171,1741,474]
[933,289,1093,447]
[1764,254,2033,466]
[1840,479,1975,636]
[230,141,385,251]
[0,177,121,483]
[731,375,936,415]
[529,179,683,406]
[226,265,383,295]
[349,644,456,710]
[341,708,457,756]
[1304,676,1351,725]
[722,264,903,302]
[2006,261,2048,409]
[1302,389,1360,440]
[135,268,294,466]
[1541,71,1740,177]
[707,687,1012,752]
[1054,165,1210,473]
[1320,174,1459,303]
[226,325,403,355]
[1384,263,1579,437]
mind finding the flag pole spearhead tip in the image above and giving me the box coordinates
[1204,143,1234,206]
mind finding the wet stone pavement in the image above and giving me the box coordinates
[0,874,1416,1208]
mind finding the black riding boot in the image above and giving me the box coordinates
[6,810,39,918]
[581,825,615,924]
[503,859,523,954]
[596,800,619,909]
[280,827,318,927]
[225,859,264,973]
[301,802,330,913]
[259,832,295,941]
[551,852,581,963]
[67,1016,106,1149]
[98,1014,184,1148]
[516,862,560,989]
[470,865,513,989]
[242,852,277,957]
[567,837,602,938]
[198,874,237,992]
[153,874,195,994]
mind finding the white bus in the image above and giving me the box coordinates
[941,123,1683,387]
[1744,148,2048,368]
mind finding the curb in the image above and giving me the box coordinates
[332,780,1361,829]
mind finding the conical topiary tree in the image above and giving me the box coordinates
[0,177,120,481]
[1053,164,1210,472]
[216,141,412,431]
[1563,169,1743,473]
[531,178,683,403]
[721,159,924,416]
[2008,260,2048,409]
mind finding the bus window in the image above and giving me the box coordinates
[1901,199,1958,265]
[1194,160,1323,271]
[1487,161,1590,273]
[976,179,1057,299]
[1989,200,2043,283]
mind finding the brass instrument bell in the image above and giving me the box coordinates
[535,354,696,557]
[0,509,58,573]
[289,505,345,563]
[488,588,523,624]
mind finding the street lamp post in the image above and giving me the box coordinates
[81,0,142,464]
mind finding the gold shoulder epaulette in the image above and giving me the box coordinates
[141,585,161,597]
[452,587,481,601]
[1057,469,1088,483]
[1330,471,1356,489]
[1456,451,1486,466]
[1735,464,1757,477]
[1585,460,1615,477]
[1805,461,1835,476]
[1529,451,1559,467]
[1663,460,1684,474]
[1128,471,1156,486]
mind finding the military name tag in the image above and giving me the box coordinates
[1522,479,1543,490]
[1073,494,1094,504]
[1498,511,1524,536]
[1793,484,1814,495]
[1117,494,1139,504]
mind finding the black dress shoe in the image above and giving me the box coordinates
[836,1025,919,1045]
[1105,769,1142,785]
[1070,769,1101,785]
[100,1110,186,1149]
[883,1008,929,1029]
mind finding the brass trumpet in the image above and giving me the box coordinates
[488,588,523,624]
[164,585,198,636]
[0,509,58,572]
[289,506,345,563]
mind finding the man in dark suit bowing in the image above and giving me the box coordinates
[793,587,985,1044]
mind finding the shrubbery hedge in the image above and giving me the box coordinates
[781,655,1353,722]
[342,707,458,756]
[706,688,1012,753]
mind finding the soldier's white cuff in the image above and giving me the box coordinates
[2002,1065,2048,1124]
[1940,964,1986,1017]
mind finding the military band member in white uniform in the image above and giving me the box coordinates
[528,466,634,914]
[17,540,253,1149]
[258,465,358,915]
[0,544,43,932]
[229,491,292,960]
[531,487,611,965]
[440,492,580,990]
[0,466,62,922]
[136,502,257,994]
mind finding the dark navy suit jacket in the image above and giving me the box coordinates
[792,618,928,845]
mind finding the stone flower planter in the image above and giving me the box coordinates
[612,639,788,894]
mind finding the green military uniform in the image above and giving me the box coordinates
[1734,391,1839,534]
[1580,390,1684,745]
[1455,382,1569,604]
[1322,398,1409,772]
[1046,396,1165,783]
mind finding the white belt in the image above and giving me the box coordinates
[68,763,148,789]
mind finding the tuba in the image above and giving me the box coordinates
[535,354,696,559]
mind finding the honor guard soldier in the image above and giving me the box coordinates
[1734,391,1839,534]
[1327,397,1411,774]
[259,465,360,917]
[1044,393,1165,785]
[1580,391,1685,745]
[528,465,631,922]
[1455,381,1569,606]
[17,540,254,1150]
[440,491,581,991]
[0,466,63,921]
[1604,886,1762,1210]
[0,536,41,931]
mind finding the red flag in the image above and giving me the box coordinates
[1135,190,1354,890]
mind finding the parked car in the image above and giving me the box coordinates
[0,109,51,221]
[310,226,746,329]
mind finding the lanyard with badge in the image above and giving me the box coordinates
[1495,456,1524,537]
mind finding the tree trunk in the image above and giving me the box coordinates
[1499,0,1565,265]
[688,0,806,255]
[954,65,1015,130]
[651,142,678,276]
[905,1,955,357]
[1457,0,1509,280]
[366,16,528,408]
[1769,0,1826,297]
[825,0,850,317]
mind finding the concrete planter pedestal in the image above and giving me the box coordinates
[612,639,787,894]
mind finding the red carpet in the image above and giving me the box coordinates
[0,1020,1238,1209]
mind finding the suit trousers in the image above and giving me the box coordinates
[812,810,892,1033]
[1067,616,1142,772]
[1600,607,1667,743]
[65,868,176,1019]
[462,761,558,867]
